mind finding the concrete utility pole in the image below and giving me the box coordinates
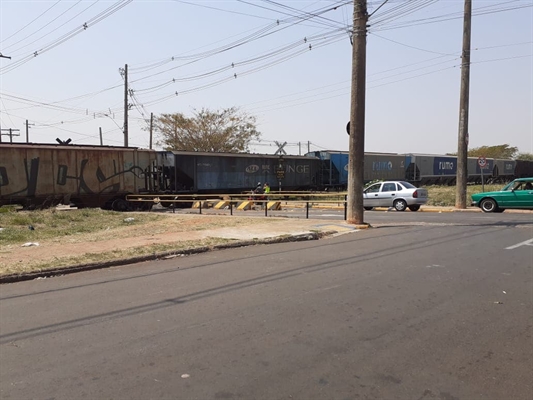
[99,127,103,146]
[149,112,153,149]
[347,0,368,225]
[123,63,129,147]
[455,0,472,209]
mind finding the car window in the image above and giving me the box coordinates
[365,183,381,193]
[399,181,416,189]
[522,182,533,190]
[382,183,396,192]
[502,182,513,191]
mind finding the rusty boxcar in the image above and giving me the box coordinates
[0,143,156,210]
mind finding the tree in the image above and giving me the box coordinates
[154,107,260,152]
[448,144,518,159]
[516,152,533,161]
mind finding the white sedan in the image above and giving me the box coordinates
[363,181,428,211]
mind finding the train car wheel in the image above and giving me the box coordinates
[112,198,129,212]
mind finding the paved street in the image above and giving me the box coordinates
[1,213,532,400]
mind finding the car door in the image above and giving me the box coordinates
[514,182,533,208]
[499,181,532,208]
[378,182,398,207]
[363,183,382,207]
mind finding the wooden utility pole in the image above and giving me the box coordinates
[347,0,368,224]
[149,112,153,149]
[455,0,472,209]
[1,128,20,142]
[123,63,129,147]
[25,120,32,143]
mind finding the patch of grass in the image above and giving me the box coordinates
[2,237,235,276]
[426,184,503,207]
[0,208,164,246]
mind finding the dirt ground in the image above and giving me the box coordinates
[1,213,282,276]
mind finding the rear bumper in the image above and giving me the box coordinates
[408,198,429,206]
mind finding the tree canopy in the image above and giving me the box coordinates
[154,107,260,152]
[516,152,533,161]
[448,144,519,159]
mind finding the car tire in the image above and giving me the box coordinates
[394,199,407,212]
[480,198,498,213]
[408,205,420,212]
[364,207,373,211]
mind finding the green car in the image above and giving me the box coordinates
[471,177,533,213]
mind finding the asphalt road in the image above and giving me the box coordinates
[1,213,532,400]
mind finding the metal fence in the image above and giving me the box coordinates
[126,192,348,219]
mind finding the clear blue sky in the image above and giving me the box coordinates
[1,0,531,156]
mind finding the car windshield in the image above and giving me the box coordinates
[501,181,528,191]
[399,181,416,189]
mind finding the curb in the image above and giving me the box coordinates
[0,230,338,284]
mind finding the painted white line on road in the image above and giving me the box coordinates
[505,238,533,250]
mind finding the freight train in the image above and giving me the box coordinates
[0,144,315,209]
[307,150,532,189]
[1,143,531,210]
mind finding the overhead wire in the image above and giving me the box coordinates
[249,53,531,115]
[3,0,87,53]
[372,1,533,31]
[134,31,347,108]
[130,27,345,93]
[257,0,349,29]
[1,0,132,74]
[128,0,351,79]
[0,0,63,45]
[170,0,277,21]
[369,32,456,55]
[3,0,529,141]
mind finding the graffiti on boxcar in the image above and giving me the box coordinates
[0,167,7,186]
[56,159,145,194]
[2,157,40,197]
[2,157,146,197]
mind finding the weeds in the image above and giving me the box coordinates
[0,208,163,246]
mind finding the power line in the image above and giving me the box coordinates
[372,2,533,31]
[369,32,456,55]
[128,1,351,79]
[3,0,86,53]
[1,0,132,74]
[171,0,276,21]
[0,0,63,45]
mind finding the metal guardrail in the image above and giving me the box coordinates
[126,192,349,219]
